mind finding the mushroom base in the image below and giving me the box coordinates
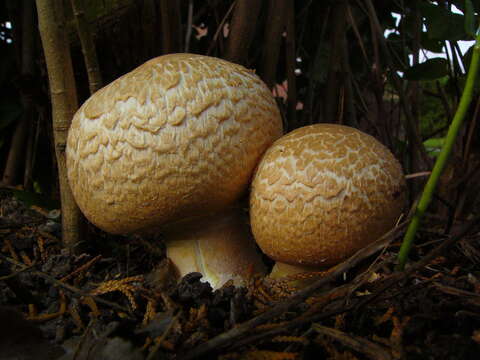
[164,209,266,290]
[269,262,328,287]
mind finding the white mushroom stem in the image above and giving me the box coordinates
[164,208,266,290]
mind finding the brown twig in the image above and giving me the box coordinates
[433,282,480,301]
[70,0,103,94]
[405,172,432,180]
[0,253,132,314]
[0,263,36,281]
[59,254,101,283]
[206,1,236,56]
[312,324,393,360]
[147,311,181,360]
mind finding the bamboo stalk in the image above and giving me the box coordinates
[160,0,182,54]
[324,0,347,124]
[225,0,262,64]
[70,0,103,94]
[285,0,297,131]
[260,0,288,88]
[36,0,84,251]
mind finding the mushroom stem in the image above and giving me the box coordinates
[269,262,322,279]
[268,262,329,288]
[164,208,266,290]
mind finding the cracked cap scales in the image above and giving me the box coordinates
[66,53,283,234]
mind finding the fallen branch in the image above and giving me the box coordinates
[312,324,393,360]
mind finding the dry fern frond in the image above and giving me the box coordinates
[141,337,153,351]
[375,306,395,326]
[268,281,297,299]
[252,280,276,304]
[81,296,100,318]
[334,314,346,330]
[318,338,359,360]
[3,238,19,262]
[271,336,308,345]
[242,350,298,360]
[143,298,157,325]
[184,304,208,333]
[69,300,85,331]
[90,275,144,310]
[254,321,290,331]
[390,315,410,358]
[218,353,241,360]
[36,235,47,261]
[27,291,67,322]
[19,251,33,266]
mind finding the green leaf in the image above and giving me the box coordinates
[404,58,449,80]
[421,32,444,53]
[420,2,469,41]
[423,137,445,149]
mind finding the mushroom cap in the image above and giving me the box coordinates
[66,53,283,234]
[165,209,266,289]
[249,124,406,267]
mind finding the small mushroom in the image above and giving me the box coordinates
[66,53,283,287]
[249,124,406,278]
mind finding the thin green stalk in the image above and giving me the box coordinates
[397,29,480,270]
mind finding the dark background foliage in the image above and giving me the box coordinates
[1,0,479,215]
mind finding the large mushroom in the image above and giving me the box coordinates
[249,124,406,278]
[66,53,283,288]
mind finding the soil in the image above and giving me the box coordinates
[1,191,480,360]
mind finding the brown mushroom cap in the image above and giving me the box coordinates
[250,124,406,268]
[66,53,283,234]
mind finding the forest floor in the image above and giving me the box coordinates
[1,191,480,360]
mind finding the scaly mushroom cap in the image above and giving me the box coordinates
[66,54,283,234]
[250,124,405,268]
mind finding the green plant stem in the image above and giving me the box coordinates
[397,30,480,270]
